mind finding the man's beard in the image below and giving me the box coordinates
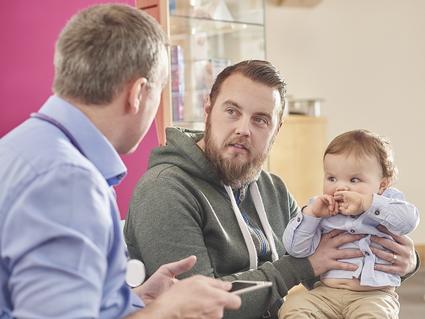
[204,117,269,189]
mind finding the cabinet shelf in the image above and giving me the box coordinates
[169,0,264,25]
[170,14,264,27]
[170,15,263,39]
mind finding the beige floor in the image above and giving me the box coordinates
[398,269,425,318]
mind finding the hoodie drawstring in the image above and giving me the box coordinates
[250,182,279,263]
[224,183,278,270]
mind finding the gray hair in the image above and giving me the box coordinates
[53,4,167,105]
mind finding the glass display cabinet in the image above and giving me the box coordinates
[136,0,265,144]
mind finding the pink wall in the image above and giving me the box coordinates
[0,0,159,218]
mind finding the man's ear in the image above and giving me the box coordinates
[128,77,148,114]
[378,177,390,194]
[204,96,212,115]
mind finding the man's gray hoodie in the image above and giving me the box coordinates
[125,127,315,319]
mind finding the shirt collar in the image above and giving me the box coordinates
[38,95,127,186]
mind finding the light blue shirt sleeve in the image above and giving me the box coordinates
[1,164,128,318]
[282,211,322,257]
[362,188,420,235]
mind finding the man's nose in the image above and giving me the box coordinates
[235,117,251,137]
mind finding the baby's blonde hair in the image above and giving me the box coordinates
[324,129,398,184]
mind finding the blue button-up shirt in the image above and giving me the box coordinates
[0,96,143,318]
[283,188,419,287]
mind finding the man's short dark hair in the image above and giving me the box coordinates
[209,60,287,121]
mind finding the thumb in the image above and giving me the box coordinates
[161,255,197,277]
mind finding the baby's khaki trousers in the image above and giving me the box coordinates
[279,284,399,319]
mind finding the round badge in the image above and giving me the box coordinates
[126,259,146,288]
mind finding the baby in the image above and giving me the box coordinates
[280,129,419,318]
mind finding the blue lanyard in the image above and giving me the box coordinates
[30,112,87,158]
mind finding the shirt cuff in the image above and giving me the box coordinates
[297,213,322,232]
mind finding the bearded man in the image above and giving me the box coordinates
[124,60,417,319]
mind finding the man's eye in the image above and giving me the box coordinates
[255,117,268,124]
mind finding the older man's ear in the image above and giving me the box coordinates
[128,77,148,114]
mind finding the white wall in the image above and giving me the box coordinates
[266,0,425,243]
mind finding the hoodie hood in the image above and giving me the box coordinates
[148,127,223,188]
